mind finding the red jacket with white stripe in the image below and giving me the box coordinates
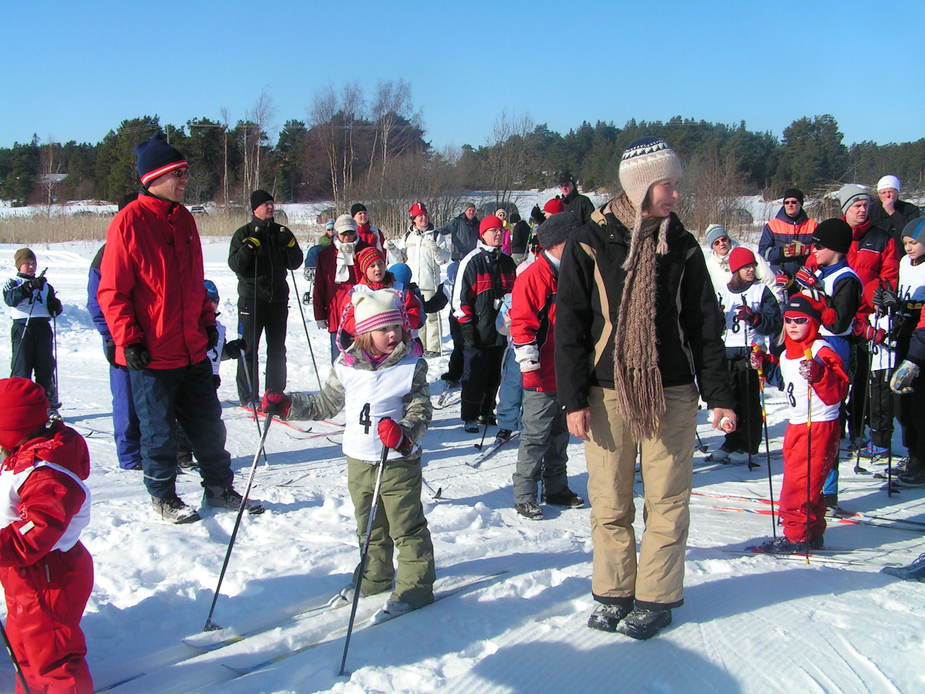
[98,194,215,369]
[510,252,558,392]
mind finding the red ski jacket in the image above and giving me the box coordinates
[510,252,558,392]
[0,423,89,568]
[313,242,368,331]
[98,194,215,369]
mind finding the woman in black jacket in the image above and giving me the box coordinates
[555,137,736,640]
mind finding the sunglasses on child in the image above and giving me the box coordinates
[784,316,809,324]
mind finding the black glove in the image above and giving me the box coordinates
[47,295,62,316]
[224,338,245,360]
[212,374,221,389]
[281,229,297,248]
[735,303,760,328]
[206,325,219,350]
[242,235,262,252]
[27,276,47,291]
[872,286,899,312]
[124,344,151,370]
[104,338,116,365]
[460,322,477,348]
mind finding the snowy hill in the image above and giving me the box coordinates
[0,239,923,694]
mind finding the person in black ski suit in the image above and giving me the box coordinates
[228,189,304,407]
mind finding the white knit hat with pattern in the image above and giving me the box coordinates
[619,136,683,211]
[352,288,404,334]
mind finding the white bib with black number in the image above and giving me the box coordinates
[335,353,418,462]
[718,282,769,350]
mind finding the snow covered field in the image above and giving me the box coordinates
[1,238,923,694]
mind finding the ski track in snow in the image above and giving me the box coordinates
[1,238,924,694]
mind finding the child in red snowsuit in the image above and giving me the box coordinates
[750,294,849,553]
[0,378,93,694]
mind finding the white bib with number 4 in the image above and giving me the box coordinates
[335,353,418,462]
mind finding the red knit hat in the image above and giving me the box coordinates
[479,215,503,236]
[728,247,757,274]
[409,201,427,219]
[543,198,565,215]
[0,378,48,450]
[356,246,385,278]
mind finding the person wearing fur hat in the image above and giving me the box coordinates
[452,215,518,432]
[869,175,921,257]
[399,202,449,357]
[556,136,735,639]
[336,246,424,345]
[710,247,782,464]
[510,211,585,519]
[4,248,63,414]
[757,187,818,283]
[263,289,435,619]
[314,214,370,361]
[436,202,480,262]
[0,378,94,693]
[228,189,304,408]
[557,170,595,224]
[749,295,849,553]
[351,203,386,252]
[98,134,262,523]
[703,224,780,301]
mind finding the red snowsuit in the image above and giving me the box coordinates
[775,339,848,542]
[313,242,368,333]
[98,194,215,369]
[0,423,94,694]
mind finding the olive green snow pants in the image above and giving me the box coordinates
[584,384,698,609]
[347,455,436,607]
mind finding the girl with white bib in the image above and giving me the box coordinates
[750,294,849,553]
[269,288,435,616]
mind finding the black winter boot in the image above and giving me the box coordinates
[617,606,672,640]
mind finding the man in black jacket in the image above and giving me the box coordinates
[557,170,595,224]
[870,175,921,259]
[228,190,304,407]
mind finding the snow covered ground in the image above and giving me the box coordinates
[1,238,923,694]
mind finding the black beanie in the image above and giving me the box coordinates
[812,218,852,254]
[782,187,804,205]
[556,170,575,186]
[350,203,367,217]
[537,211,580,249]
[135,134,187,185]
[250,189,274,211]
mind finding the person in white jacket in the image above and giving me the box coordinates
[703,224,781,302]
[397,201,450,356]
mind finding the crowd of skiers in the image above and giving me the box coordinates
[3,130,925,692]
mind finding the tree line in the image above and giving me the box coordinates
[1,82,922,215]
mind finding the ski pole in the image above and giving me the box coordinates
[0,618,32,694]
[474,421,489,451]
[752,344,777,538]
[741,299,757,471]
[338,444,388,676]
[52,310,59,410]
[290,269,323,391]
[203,415,274,631]
[853,341,874,474]
[238,354,271,469]
[886,306,895,497]
[804,347,814,564]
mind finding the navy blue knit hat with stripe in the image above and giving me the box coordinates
[135,134,188,185]
[902,217,925,244]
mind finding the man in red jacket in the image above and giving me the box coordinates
[0,378,93,694]
[509,212,585,520]
[98,134,262,524]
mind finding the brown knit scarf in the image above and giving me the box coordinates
[611,195,670,441]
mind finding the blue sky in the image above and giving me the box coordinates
[4,0,923,151]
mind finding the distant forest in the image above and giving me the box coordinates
[2,82,922,212]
